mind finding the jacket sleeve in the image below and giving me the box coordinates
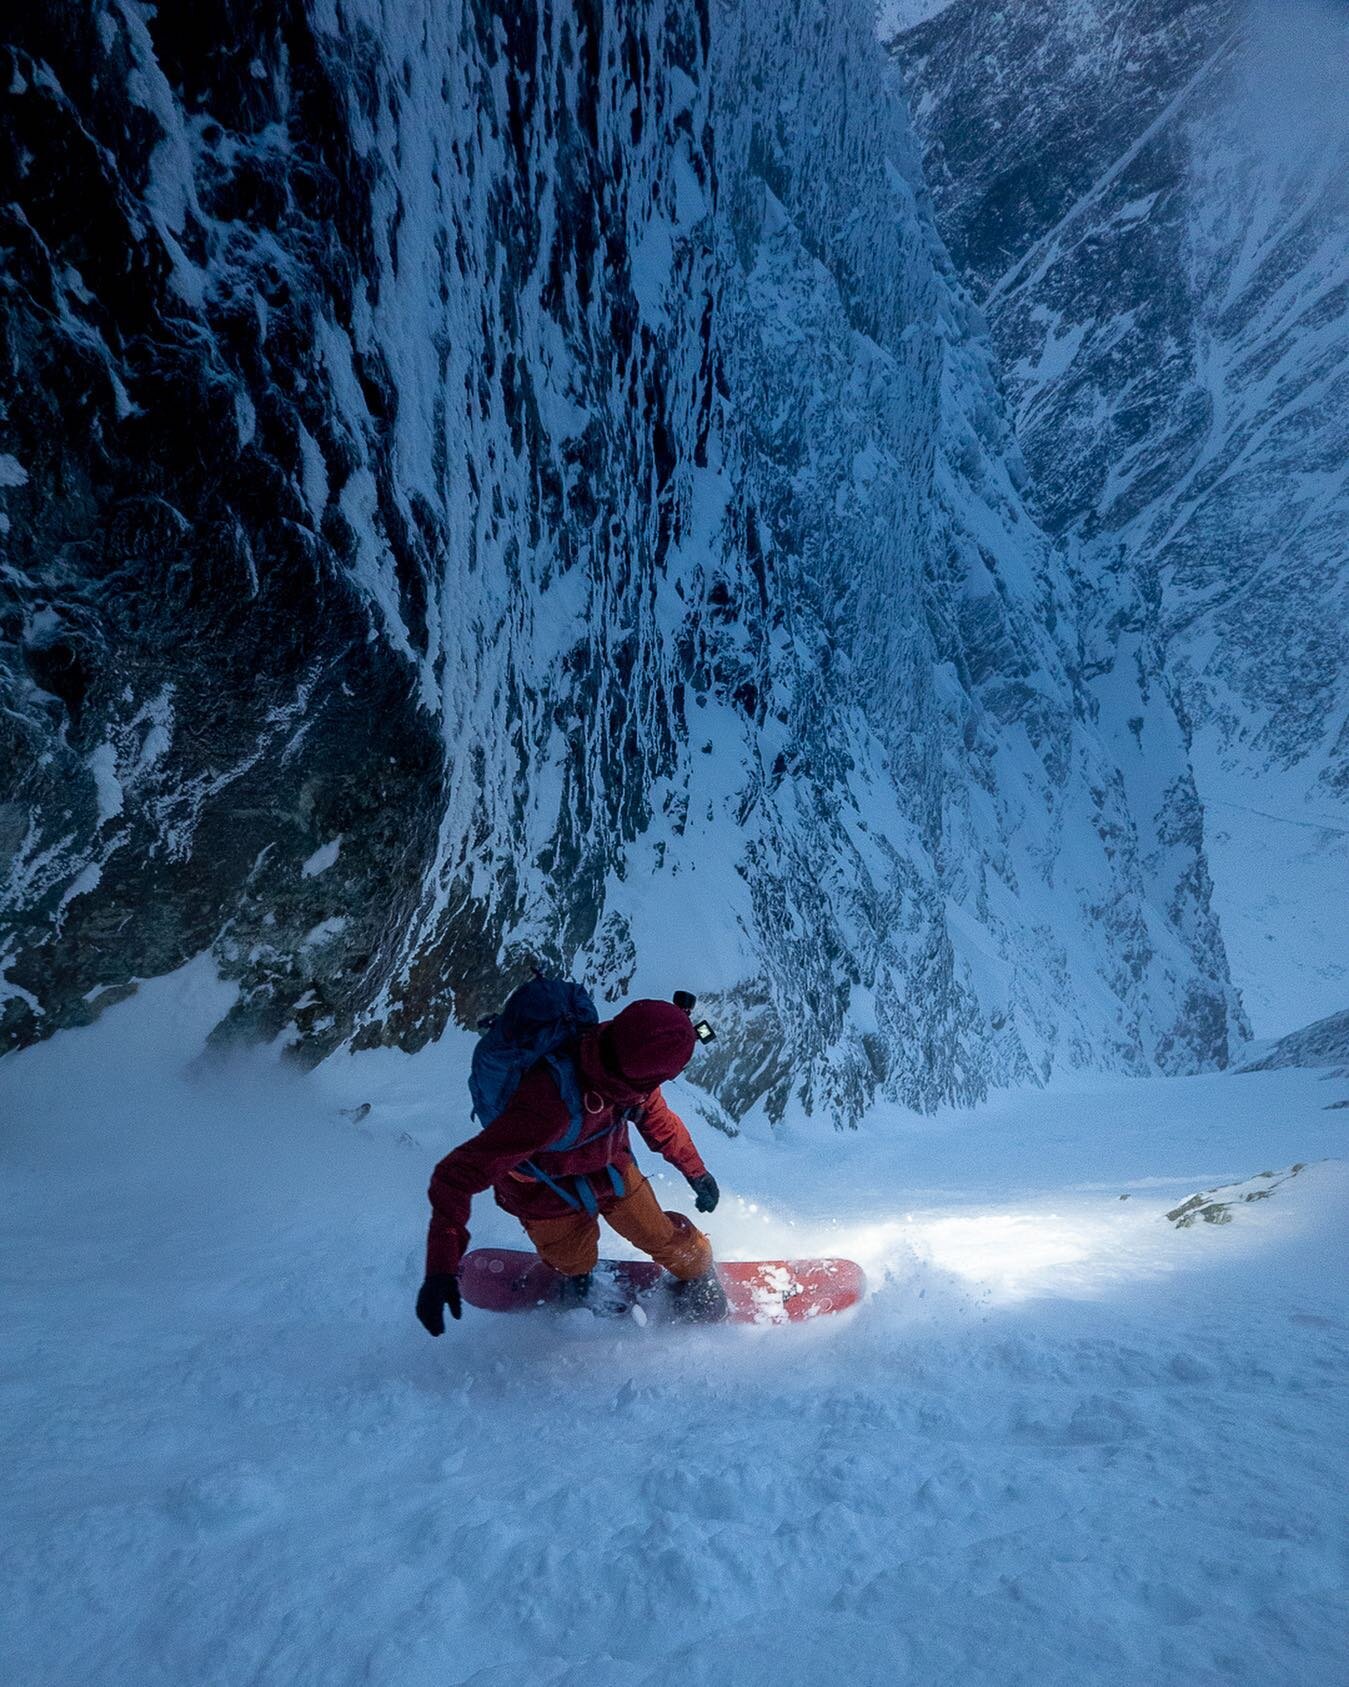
[425,1069,565,1277]
[633,1086,708,1182]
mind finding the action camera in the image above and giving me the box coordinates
[673,990,716,1044]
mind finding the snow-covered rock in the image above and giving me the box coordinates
[1243,1006,1349,1073]
[1164,1162,1309,1227]
[889,0,1349,1035]
[1,0,1242,1119]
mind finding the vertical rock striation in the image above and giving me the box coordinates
[890,0,1349,1032]
[1,0,1243,1121]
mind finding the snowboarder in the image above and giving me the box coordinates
[416,997,725,1332]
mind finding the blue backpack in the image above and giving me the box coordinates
[469,975,623,1213]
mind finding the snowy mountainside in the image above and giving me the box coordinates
[889,0,1349,1034]
[1,0,1241,1120]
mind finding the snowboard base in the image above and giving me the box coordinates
[459,1248,865,1324]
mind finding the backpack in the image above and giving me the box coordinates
[469,973,598,1139]
[468,975,627,1215]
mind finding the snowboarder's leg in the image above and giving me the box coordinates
[601,1176,727,1322]
[603,1170,713,1281]
[521,1211,601,1278]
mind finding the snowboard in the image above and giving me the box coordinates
[459,1248,865,1324]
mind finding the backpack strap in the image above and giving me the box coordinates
[542,1050,585,1148]
[516,1096,631,1212]
[519,1158,586,1212]
[513,1063,633,1211]
[517,1160,610,1215]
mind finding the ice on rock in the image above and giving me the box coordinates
[1,0,1242,1120]
[890,0,1349,1038]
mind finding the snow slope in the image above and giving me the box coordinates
[4,966,1345,1686]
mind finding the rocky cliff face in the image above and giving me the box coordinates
[1,0,1243,1122]
[890,0,1349,1034]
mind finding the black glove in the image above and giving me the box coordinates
[416,1273,462,1336]
[688,1172,720,1214]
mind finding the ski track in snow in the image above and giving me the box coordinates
[2,963,1347,1687]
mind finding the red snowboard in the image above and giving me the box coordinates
[459,1248,865,1324]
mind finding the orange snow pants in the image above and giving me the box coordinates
[523,1168,712,1281]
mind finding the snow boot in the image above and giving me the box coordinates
[555,1267,641,1317]
[556,1270,593,1308]
[669,1265,729,1324]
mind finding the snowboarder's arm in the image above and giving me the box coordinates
[425,1069,566,1276]
[633,1086,708,1181]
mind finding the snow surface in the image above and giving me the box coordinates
[3,960,1346,1685]
[1195,736,1349,1039]
[876,0,955,35]
[300,837,343,880]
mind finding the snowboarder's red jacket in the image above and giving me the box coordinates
[425,1025,708,1277]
